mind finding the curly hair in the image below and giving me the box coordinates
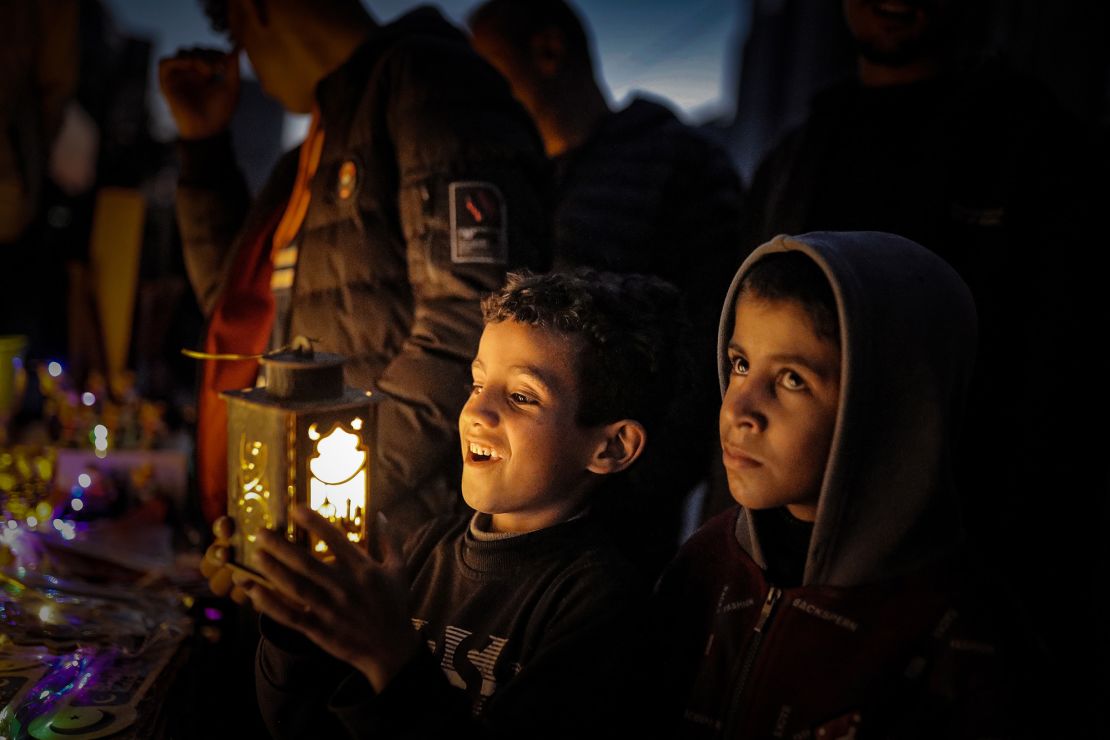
[481,270,689,436]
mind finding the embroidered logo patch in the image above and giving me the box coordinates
[337,159,359,201]
[449,182,508,264]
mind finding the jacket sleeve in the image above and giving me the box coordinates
[254,615,357,740]
[327,566,649,740]
[369,36,548,531]
[174,132,252,316]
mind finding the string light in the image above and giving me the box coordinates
[77,473,91,488]
[47,361,62,377]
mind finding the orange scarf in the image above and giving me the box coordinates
[195,112,325,525]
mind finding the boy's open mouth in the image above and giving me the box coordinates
[467,441,503,463]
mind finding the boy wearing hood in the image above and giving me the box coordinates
[657,232,1013,737]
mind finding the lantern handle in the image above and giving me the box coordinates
[181,336,321,361]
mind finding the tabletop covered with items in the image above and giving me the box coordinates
[1,357,209,740]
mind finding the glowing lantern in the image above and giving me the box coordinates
[222,347,379,573]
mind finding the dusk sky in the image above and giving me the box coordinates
[106,0,747,143]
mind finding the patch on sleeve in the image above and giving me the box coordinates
[449,182,508,264]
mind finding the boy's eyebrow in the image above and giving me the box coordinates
[728,342,837,379]
[470,359,558,392]
[508,365,557,392]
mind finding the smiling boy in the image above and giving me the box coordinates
[657,232,1014,738]
[233,269,682,738]
[460,318,630,532]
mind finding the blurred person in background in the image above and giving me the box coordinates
[160,0,548,535]
[468,0,744,580]
[0,0,79,358]
[741,0,1107,732]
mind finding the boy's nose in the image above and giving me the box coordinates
[462,392,499,428]
[721,380,767,432]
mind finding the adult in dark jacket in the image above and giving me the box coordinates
[160,0,547,533]
[741,1,1105,729]
[468,0,743,578]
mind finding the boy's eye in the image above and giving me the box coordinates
[730,355,749,376]
[780,371,806,390]
[510,392,536,405]
[470,383,483,395]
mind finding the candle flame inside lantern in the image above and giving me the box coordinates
[308,421,367,551]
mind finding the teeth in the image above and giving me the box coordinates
[468,442,500,460]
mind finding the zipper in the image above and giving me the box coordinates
[721,585,782,736]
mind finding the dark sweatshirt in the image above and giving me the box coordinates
[256,512,647,739]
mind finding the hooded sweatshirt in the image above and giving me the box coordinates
[656,232,1013,738]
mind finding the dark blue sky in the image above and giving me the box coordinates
[106,0,747,141]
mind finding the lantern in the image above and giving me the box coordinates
[222,347,379,575]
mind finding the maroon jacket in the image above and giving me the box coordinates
[657,509,1009,739]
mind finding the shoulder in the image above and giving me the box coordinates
[676,507,746,563]
[602,97,728,162]
[525,518,647,625]
[657,508,759,600]
[553,517,641,588]
[402,513,469,572]
[369,26,538,167]
[375,27,508,110]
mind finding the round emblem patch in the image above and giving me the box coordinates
[338,159,359,200]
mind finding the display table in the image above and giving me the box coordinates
[0,518,201,739]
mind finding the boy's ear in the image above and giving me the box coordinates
[528,27,566,78]
[586,420,647,476]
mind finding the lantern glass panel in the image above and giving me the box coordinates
[224,383,376,575]
[306,420,368,553]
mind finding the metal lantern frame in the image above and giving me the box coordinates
[222,350,380,574]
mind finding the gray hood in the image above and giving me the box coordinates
[718,232,977,587]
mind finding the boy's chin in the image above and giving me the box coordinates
[459,477,498,513]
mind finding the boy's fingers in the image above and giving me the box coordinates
[200,544,231,580]
[255,549,337,611]
[200,553,217,579]
[292,506,364,569]
[213,516,236,540]
[209,566,233,597]
[230,584,251,606]
[255,528,332,582]
[245,581,317,635]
